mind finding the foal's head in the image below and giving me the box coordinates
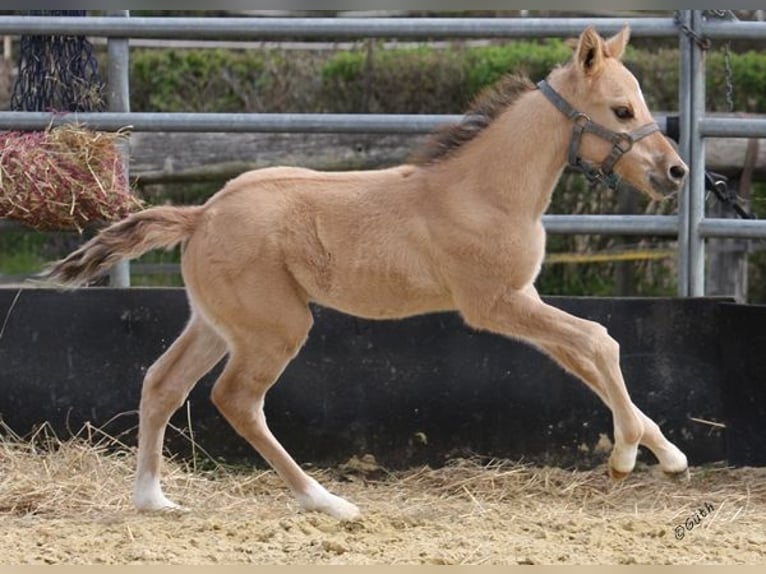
[550,25,687,199]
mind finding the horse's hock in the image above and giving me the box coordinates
[1,288,763,469]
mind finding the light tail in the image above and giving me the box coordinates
[41,205,203,287]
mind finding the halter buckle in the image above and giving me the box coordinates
[573,112,591,127]
[613,132,634,154]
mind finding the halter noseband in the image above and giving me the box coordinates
[537,80,660,190]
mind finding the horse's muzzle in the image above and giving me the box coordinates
[649,162,688,196]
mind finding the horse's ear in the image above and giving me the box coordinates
[605,25,630,60]
[575,26,606,76]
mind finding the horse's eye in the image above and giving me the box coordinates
[613,106,634,121]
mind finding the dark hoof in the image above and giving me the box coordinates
[608,466,631,481]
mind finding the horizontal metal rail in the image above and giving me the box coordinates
[698,218,766,239]
[0,16,679,40]
[0,15,758,44]
[701,20,766,40]
[17,112,766,141]
[700,117,766,139]
[0,112,675,134]
[0,112,456,133]
[541,215,679,236]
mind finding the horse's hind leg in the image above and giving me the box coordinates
[209,306,361,520]
[134,313,227,511]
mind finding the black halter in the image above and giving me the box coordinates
[537,80,660,191]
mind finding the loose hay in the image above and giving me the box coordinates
[0,423,764,565]
[0,124,142,231]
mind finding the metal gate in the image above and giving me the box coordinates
[1,10,765,294]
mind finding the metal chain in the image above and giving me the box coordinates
[706,10,738,113]
[674,10,736,113]
[673,11,710,50]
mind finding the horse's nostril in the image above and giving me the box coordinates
[669,164,687,182]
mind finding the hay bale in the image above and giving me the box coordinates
[0,124,143,231]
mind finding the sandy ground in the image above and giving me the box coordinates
[0,436,764,565]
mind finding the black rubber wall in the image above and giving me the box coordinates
[1,288,761,468]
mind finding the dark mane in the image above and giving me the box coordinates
[410,73,536,166]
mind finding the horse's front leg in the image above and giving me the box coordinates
[459,285,687,479]
[534,340,688,476]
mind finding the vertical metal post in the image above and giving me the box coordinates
[688,10,707,296]
[677,10,693,297]
[107,10,131,287]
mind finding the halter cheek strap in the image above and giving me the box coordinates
[537,80,660,190]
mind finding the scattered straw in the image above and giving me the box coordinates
[1,418,765,564]
[1,417,763,525]
[0,124,143,231]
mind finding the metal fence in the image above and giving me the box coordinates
[1,10,765,295]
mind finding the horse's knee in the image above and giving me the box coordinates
[585,321,612,349]
[581,322,620,364]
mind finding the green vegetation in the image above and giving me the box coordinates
[0,232,47,276]
[131,48,267,113]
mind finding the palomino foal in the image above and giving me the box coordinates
[44,25,689,520]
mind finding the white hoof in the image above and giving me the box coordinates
[659,444,689,475]
[296,481,361,520]
[134,492,185,513]
[134,478,185,513]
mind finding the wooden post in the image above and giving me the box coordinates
[705,175,751,303]
[707,137,758,302]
